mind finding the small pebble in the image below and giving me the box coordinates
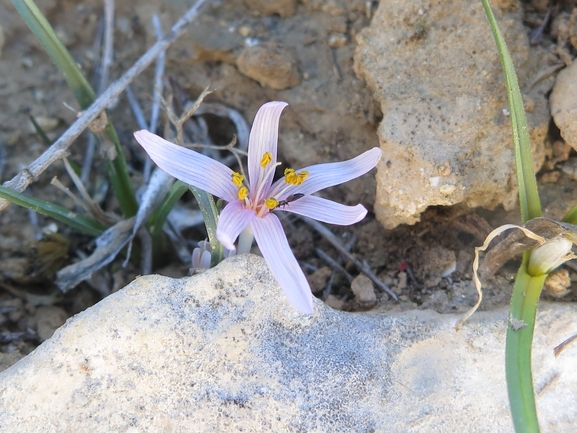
[351,274,377,308]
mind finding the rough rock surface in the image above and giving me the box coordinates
[354,0,551,228]
[237,44,300,90]
[1,254,576,432]
[550,60,577,151]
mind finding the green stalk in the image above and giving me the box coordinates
[188,186,223,267]
[12,0,137,217]
[506,254,546,433]
[481,2,544,432]
[480,0,541,224]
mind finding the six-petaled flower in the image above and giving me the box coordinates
[134,101,381,314]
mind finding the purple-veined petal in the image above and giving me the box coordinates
[271,147,382,195]
[278,195,367,225]
[134,130,238,202]
[251,213,314,314]
[247,102,288,195]
[216,200,255,250]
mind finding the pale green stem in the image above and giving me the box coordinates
[237,226,254,254]
[506,252,546,433]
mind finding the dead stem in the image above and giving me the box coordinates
[315,247,353,281]
[302,217,399,301]
[0,0,211,212]
[81,0,115,183]
[146,14,166,183]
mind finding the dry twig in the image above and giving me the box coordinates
[302,217,398,300]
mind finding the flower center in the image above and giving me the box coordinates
[230,153,309,217]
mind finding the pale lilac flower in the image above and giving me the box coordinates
[134,101,381,314]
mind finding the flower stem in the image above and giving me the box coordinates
[237,226,254,254]
[506,252,546,433]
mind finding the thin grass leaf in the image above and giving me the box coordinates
[12,0,137,217]
[481,2,544,432]
[481,0,541,224]
[0,185,106,237]
[28,115,52,146]
[562,204,577,225]
[151,180,190,259]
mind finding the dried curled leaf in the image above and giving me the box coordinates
[457,218,577,330]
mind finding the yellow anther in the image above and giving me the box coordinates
[237,186,249,200]
[284,168,308,185]
[264,198,279,209]
[296,170,309,185]
[284,168,298,185]
[260,152,273,168]
[231,172,244,187]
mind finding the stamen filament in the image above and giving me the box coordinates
[253,161,281,203]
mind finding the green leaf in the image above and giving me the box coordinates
[481,2,544,432]
[150,181,224,267]
[480,0,541,224]
[506,253,546,433]
[28,115,52,146]
[151,180,190,253]
[188,186,223,267]
[0,185,107,237]
[12,0,137,217]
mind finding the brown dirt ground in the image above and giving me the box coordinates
[1,0,577,370]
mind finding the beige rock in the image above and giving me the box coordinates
[237,44,300,90]
[0,254,576,432]
[355,0,550,228]
[34,305,68,342]
[543,268,571,299]
[351,273,377,308]
[551,61,577,151]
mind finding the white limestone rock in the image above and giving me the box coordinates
[0,254,576,432]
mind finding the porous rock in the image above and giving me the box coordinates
[0,254,576,432]
[551,60,577,151]
[354,0,550,228]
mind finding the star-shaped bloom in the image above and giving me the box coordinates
[134,101,381,314]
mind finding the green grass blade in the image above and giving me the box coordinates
[481,0,541,223]
[151,180,190,252]
[188,186,223,266]
[506,253,546,433]
[481,2,545,432]
[561,204,577,225]
[0,185,107,236]
[12,0,137,217]
[28,115,53,146]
